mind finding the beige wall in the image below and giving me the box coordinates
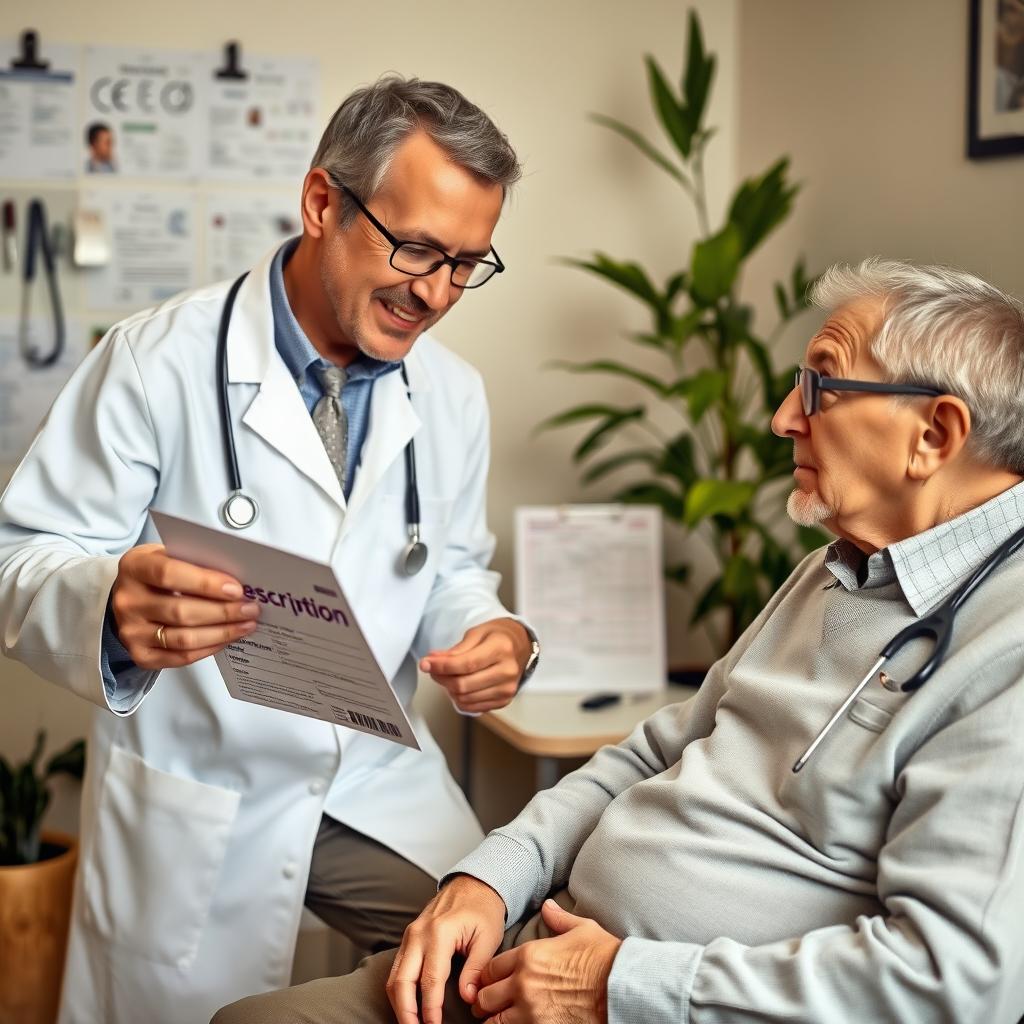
[736,0,1024,363]
[0,0,738,835]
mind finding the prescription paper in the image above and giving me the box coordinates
[151,511,418,749]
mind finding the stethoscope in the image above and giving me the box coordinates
[19,198,66,369]
[215,272,429,577]
[793,521,1024,772]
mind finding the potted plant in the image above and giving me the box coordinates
[541,10,826,655]
[0,731,85,1024]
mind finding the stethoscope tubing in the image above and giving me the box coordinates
[215,272,426,574]
[794,521,1024,773]
[20,198,65,370]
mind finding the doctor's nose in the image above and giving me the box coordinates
[410,267,457,311]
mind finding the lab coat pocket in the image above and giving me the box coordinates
[84,745,241,968]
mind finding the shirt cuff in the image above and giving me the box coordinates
[440,833,545,925]
[100,596,157,714]
[606,936,703,1024]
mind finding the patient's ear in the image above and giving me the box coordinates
[907,395,971,481]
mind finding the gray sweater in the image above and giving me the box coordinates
[451,482,1024,1023]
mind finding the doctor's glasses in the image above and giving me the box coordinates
[333,182,505,289]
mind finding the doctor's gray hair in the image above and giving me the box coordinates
[311,75,520,226]
[811,257,1024,475]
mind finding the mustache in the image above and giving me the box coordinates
[375,286,430,316]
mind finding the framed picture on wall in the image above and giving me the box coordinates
[968,0,1024,157]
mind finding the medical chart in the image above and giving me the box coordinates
[204,191,298,282]
[0,41,80,179]
[151,511,419,749]
[0,315,86,462]
[204,54,319,183]
[81,46,206,179]
[515,505,667,693]
[81,189,197,309]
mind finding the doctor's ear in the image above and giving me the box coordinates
[907,394,972,481]
[299,168,337,240]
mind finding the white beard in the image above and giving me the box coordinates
[786,487,835,526]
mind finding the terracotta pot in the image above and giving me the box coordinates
[0,831,78,1024]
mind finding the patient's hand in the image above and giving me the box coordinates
[473,899,622,1024]
[387,874,507,1024]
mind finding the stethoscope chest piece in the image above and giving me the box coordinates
[400,526,428,577]
[221,490,259,531]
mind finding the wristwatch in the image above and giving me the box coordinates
[518,623,541,690]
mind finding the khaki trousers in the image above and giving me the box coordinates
[212,890,575,1024]
[303,815,439,955]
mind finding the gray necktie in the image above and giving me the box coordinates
[313,365,349,490]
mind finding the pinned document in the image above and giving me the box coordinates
[514,505,666,694]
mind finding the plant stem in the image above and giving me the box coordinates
[690,145,712,239]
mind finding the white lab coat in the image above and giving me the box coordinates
[0,247,510,1023]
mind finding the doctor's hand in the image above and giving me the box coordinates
[111,543,260,670]
[420,618,530,713]
[387,874,507,1024]
[472,899,621,1024]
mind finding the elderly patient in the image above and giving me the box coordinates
[215,258,1024,1023]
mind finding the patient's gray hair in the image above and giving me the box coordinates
[311,74,521,227]
[811,258,1024,474]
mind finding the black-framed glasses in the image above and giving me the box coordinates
[795,366,943,416]
[334,183,504,289]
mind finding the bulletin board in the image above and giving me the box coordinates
[0,29,320,464]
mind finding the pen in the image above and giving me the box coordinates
[579,693,621,711]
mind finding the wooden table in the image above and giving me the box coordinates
[467,684,699,792]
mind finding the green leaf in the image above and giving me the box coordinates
[549,359,668,397]
[741,427,792,478]
[719,553,766,635]
[664,270,688,305]
[682,10,716,138]
[797,525,830,552]
[669,308,705,347]
[45,739,85,781]
[588,113,688,186]
[537,403,636,433]
[646,55,693,159]
[629,331,671,351]
[665,562,691,585]
[581,449,659,484]
[671,368,727,422]
[683,479,757,527]
[717,302,753,347]
[659,431,698,485]
[773,282,790,321]
[689,224,742,305]
[792,257,816,310]
[563,254,664,313]
[691,576,726,625]
[756,528,795,591]
[614,481,685,520]
[573,407,645,461]
[727,157,799,258]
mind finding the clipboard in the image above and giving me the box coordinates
[514,504,666,694]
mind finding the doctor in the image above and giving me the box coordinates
[0,75,538,1024]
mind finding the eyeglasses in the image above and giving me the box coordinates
[332,182,505,289]
[795,366,943,416]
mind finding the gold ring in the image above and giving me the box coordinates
[155,625,168,649]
